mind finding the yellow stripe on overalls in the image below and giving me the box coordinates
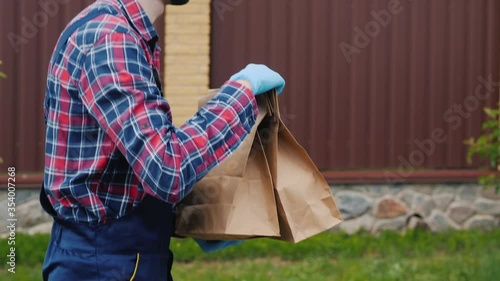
[130,253,140,281]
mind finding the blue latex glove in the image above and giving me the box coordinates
[193,238,245,253]
[230,64,286,95]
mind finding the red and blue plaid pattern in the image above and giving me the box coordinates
[43,0,257,226]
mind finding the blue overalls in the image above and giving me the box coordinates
[41,196,174,280]
[41,8,174,281]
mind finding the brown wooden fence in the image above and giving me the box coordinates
[1,0,499,182]
[211,0,500,171]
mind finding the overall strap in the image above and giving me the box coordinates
[41,7,119,217]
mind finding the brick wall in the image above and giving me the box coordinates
[163,0,211,126]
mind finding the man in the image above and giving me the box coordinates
[40,0,285,280]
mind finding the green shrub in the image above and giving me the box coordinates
[466,106,500,193]
[0,60,6,79]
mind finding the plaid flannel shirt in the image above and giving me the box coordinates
[43,0,257,226]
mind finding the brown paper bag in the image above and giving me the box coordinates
[174,90,281,240]
[175,90,342,242]
[259,94,343,243]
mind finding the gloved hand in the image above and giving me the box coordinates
[193,238,245,253]
[230,64,286,95]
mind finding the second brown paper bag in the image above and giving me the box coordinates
[261,93,342,243]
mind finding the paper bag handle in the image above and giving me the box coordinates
[259,90,280,124]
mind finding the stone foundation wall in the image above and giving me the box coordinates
[332,184,500,233]
[1,184,499,237]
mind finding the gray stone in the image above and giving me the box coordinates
[0,197,11,233]
[475,198,500,215]
[413,194,435,217]
[372,217,406,233]
[0,191,7,201]
[414,184,434,195]
[464,215,496,231]
[331,185,368,196]
[433,184,460,195]
[0,197,8,213]
[338,214,374,234]
[448,202,476,224]
[336,192,372,220]
[426,210,459,232]
[432,193,455,211]
[330,186,344,196]
[458,184,482,202]
[16,190,38,205]
[402,184,435,195]
[481,188,500,200]
[347,185,370,193]
[367,185,391,198]
[398,190,416,208]
[388,185,404,194]
[16,199,52,228]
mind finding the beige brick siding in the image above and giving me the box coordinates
[163,1,211,126]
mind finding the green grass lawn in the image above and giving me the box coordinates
[1,230,500,280]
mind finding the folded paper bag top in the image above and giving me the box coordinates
[175,90,342,243]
